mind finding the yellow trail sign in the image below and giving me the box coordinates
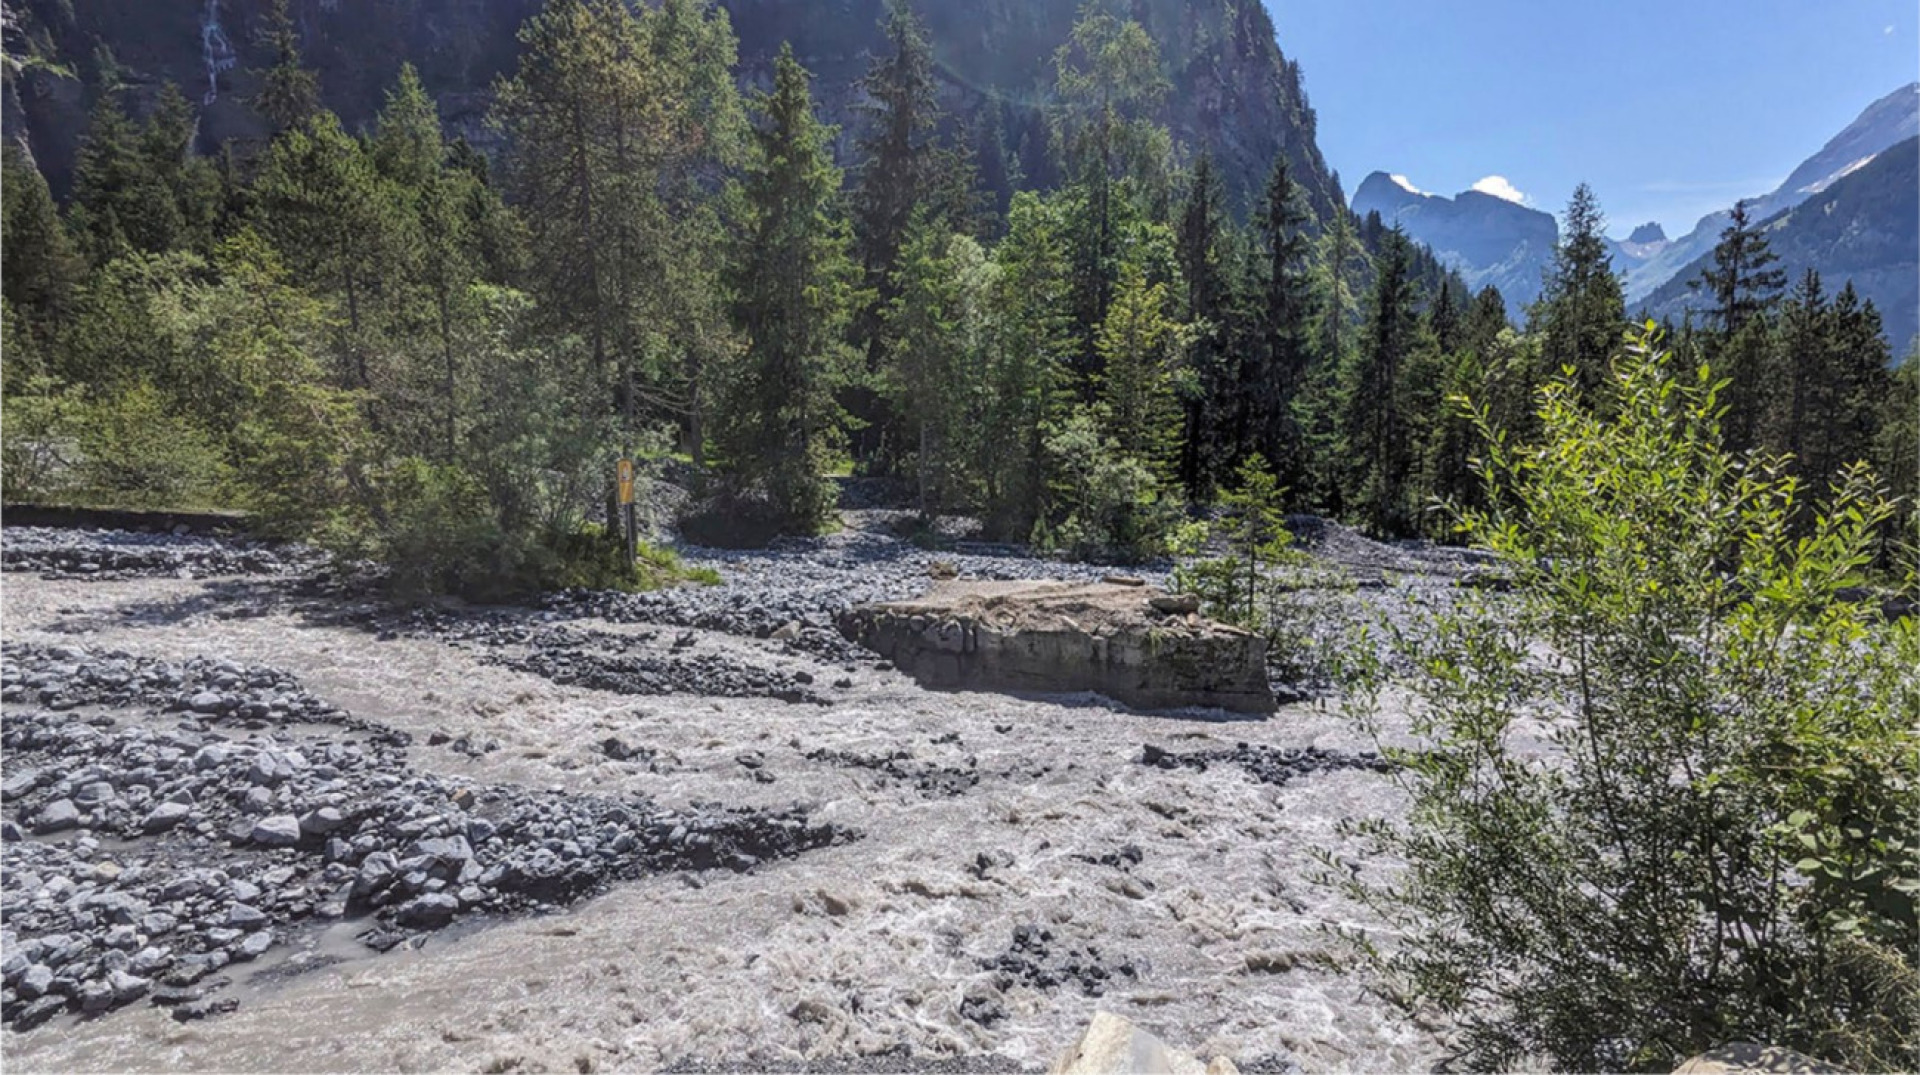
[617,459,636,505]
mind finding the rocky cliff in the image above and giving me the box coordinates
[3,0,1346,222]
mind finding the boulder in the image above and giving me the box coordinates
[1049,1011,1239,1075]
[1672,1043,1847,1074]
[837,581,1275,713]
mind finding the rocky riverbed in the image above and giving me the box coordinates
[0,519,1463,1072]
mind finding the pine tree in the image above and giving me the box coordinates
[980,191,1073,540]
[253,111,415,390]
[1096,262,1183,482]
[720,45,854,533]
[1343,227,1425,535]
[1,146,81,350]
[885,217,990,517]
[1693,199,1786,337]
[252,0,321,132]
[1175,154,1235,497]
[1052,6,1171,366]
[1533,182,1625,399]
[1253,155,1313,489]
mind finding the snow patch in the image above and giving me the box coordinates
[1799,154,1878,195]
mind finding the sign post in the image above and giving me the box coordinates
[616,458,638,563]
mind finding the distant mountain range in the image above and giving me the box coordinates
[1349,173,1559,315]
[1642,136,1919,354]
[1353,83,1920,344]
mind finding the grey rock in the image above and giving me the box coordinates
[234,931,273,960]
[142,801,193,833]
[33,798,81,834]
[249,814,302,847]
[225,904,268,929]
[17,964,54,1000]
[394,893,459,930]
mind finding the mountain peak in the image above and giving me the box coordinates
[1626,222,1667,244]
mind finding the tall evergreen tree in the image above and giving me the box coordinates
[1693,199,1787,337]
[720,45,854,533]
[253,111,414,391]
[1051,5,1171,366]
[252,0,321,132]
[1175,154,1235,497]
[979,191,1073,540]
[1343,227,1426,535]
[1096,262,1183,482]
[847,0,943,470]
[1253,155,1312,487]
[1,147,81,350]
[885,217,990,516]
[1533,182,1625,399]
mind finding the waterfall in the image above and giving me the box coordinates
[200,0,236,105]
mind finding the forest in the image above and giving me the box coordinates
[0,0,1911,596]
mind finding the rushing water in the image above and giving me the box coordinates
[2,553,1442,1072]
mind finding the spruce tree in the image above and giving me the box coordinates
[980,191,1073,540]
[1175,154,1235,497]
[846,1,943,472]
[1096,262,1183,483]
[885,217,989,517]
[1693,199,1786,337]
[252,0,321,132]
[1343,227,1424,535]
[1051,6,1171,367]
[720,45,854,533]
[1253,155,1312,489]
[1,146,81,349]
[1533,182,1625,399]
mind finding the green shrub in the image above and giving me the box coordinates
[1321,325,1919,1072]
[1037,407,1182,562]
[68,382,231,509]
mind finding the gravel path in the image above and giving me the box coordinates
[1,522,1450,1073]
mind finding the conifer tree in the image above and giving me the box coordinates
[1463,284,1509,357]
[1693,199,1786,337]
[980,191,1074,540]
[1253,155,1312,487]
[1096,262,1183,482]
[1344,228,1425,535]
[1,147,81,349]
[885,217,989,517]
[1534,183,1625,399]
[720,45,854,533]
[851,2,940,348]
[253,111,415,390]
[1051,5,1171,364]
[253,0,321,132]
[1175,154,1235,496]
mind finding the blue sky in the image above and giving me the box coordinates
[1267,0,1920,238]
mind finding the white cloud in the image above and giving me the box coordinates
[1389,173,1430,196]
[1471,175,1528,204]
[1885,24,1895,35]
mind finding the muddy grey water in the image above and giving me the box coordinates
[1,526,1445,1072]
